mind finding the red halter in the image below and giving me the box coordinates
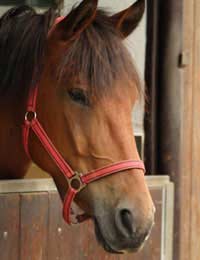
[22,18,145,225]
[23,85,145,224]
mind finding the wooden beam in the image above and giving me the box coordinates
[180,1,194,260]
[144,0,160,173]
[190,0,200,258]
[157,0,200,259]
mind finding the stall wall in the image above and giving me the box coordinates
[0,177,174,260]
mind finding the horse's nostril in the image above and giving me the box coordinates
[118,209,134,236]
[114,208,154,249]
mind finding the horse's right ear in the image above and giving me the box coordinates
[52,0,98,42]
[110,0,145,38]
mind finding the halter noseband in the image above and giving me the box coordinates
[22,18,145,225]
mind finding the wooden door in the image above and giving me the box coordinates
[0,177,173,260]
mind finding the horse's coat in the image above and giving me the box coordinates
[0,0,155,254]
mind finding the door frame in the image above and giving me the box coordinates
[145,1,200,259]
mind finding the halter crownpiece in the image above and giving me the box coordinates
[22,17,145,225]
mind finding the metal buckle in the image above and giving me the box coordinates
[68,172,86,193]
[25,111,37,122]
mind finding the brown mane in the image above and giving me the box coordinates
[0,5,56,97]
[59,10,141,96]
[0,6,140,98]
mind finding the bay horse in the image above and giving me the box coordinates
[0,0,155,254]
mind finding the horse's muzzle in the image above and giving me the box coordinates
[94,207,154,254]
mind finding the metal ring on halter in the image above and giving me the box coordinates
[25,111,37,122]
[67,172,87,226]
[68,172,86,192]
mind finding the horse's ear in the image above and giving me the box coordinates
[53,0,98,41]
[110,0,145,38]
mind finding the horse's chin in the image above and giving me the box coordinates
[93,218,146,254]
[94,218,123,254]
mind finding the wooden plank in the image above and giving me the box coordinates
[179,0,194,258]
[155,0,195,259]
[47,192,82,260]
[47,192,121,260]
[0,176,170,193]
[0,194,20,260]
[47,188,163,260]
[0,179,169,259]
[19,192,49,260]
[191,0,200,258]
[181,0,200,260]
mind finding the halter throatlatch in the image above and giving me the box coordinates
[22,18,145,225]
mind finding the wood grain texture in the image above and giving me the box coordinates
[19,192,49,260]
[179,1,194,259]
[154,0,200,259]
[147,0,200,259]
[190,0,200,258]
[0,184,165,260]
[181,0,200,259]
[47,188,162,260]
[0,194,20,260]
[47,192,81,260]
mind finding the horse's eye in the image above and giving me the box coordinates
[68,88,90,106]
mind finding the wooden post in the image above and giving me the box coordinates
[154,0,200,259]
[183,0,200,259]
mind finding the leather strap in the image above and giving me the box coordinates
[62,160,145,224]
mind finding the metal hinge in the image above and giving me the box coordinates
[179,51,191,68]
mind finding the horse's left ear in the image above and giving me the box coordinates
[110,0,145,38]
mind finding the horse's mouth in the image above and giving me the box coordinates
[94,218,123,254]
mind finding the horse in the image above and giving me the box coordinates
[0,0,155,254]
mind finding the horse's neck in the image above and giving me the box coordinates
[0,98,31,179]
